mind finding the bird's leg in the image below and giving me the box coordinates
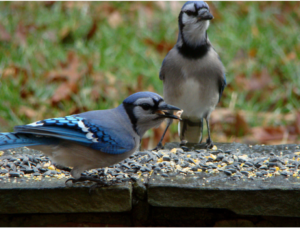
[97,168,108,182]
[179,119,188,146]
[205,117,214,149]
[153,115,173,150]
[198,118,204,144]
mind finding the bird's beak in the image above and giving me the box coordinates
[198,9,213,21]
[155,102,182,120]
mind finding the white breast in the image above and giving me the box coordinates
[170,77,217,119]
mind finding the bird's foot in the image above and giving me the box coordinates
[152,142,164,151]
[205,138,214,149]
[179,140,188,146]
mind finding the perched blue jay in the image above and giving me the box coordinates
[0,92,180,184]
[157,1,226,149]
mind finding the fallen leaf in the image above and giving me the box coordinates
[296,111,300,134]
[144,38,175,54]
[19,106,37,119]
[86,19,98,40]
[51,82,78,105]
[107,11,123,28]
[251,126,285,142]
[236,68,272,92]
[0,23,11,42]
[235,111,250,136]
[44,1,56,8]
[47,52,86,84]
[2,65,29,85]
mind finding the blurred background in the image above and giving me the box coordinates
[0,1,300,149]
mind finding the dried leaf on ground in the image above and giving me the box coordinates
[251,126,286,143]
[0,23,11,42]
[236,68,272,92]
[19,106,38,119]
[144,38,174,54]
[108,11,123,28]
[47,52,86,83]
[1,65,29,85]
[86,19,98,40]
[46,52,88,105]
[51,82,78,105]
[234,111,250,136]
[295,111,300,134]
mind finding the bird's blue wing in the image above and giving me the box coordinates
[159,56,169,80]
[14,115,135,155]
[218,73,227,102]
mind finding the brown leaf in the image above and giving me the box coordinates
[248,49,257,58]
[296,111,300,135]
[44,1,56,8]
[86,19,98,40]
[91,88,100,102]
[69,106,89,115]
[2,65,28,85]
[0,23,11,42]
[247,68,272,91]
[144,38,175,54]
[15,23,28,46]
[108,11,123,28]
[51,82,78,105]
[251,126,285,143]
[19,106,37,119]
[236,68,272,92]
[235,111,250,136]
[286,52,296,61]
[47,52,86,83]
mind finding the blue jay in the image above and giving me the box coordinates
[0,92,180,184]
[157,1,226,149]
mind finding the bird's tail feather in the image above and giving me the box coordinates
[178,118,203,143]
[0,132,52,150]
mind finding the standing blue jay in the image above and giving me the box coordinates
[157,1,226,149]
[0,92,180,184]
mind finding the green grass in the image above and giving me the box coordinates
[0,2,299,144]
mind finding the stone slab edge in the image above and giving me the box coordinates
[0,180,132,214]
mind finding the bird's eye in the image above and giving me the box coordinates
[185,10,194,16]
[140,104,151,110]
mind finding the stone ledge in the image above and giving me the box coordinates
[1,142,300,218]
[0,180,132,214]
[148,175,300,217]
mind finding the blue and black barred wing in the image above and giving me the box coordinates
[218,73,227,102]
[0,132,55,150]
[14,115,135,155]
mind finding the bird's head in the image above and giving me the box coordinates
[178,1,213,46]
[123,92,181,137]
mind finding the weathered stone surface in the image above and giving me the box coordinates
[2,142,300,219]
[214,219,254,227]
[148,171,300,217]
[149,143,300,217]
[0,212,132,227]
[0,178,132,213]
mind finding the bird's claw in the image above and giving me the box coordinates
[152,142,164,151]
[205,138,214,149]
[65,178,76,185]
